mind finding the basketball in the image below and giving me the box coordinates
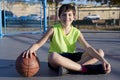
[15,53,40,77]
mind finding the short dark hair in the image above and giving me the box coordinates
[58,4,76,18]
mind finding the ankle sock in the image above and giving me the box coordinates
[81,64,106,74]
[81,66,88,73]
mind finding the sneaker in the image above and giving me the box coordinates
[58,66,69,76]
[83,64,106,74]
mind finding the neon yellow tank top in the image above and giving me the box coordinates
[49,23,80,54]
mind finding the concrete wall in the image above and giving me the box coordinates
[1,2,120,20]
[77,7,120,20]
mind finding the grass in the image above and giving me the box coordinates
[48,21,120,31]
[2,25,120,33]
[2,21,120,33]
[76,25,120,31]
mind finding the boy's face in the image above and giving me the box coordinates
[59,10,75,27]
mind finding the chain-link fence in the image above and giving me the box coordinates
[1,0,45,35]
[47,5,120,30]
[1,2,120,38]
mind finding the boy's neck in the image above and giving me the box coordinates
[61,24,72,35]
[61,23,71,29]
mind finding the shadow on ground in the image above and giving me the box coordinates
[0,59,58,77]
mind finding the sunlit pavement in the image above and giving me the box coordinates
[0,30,120,80]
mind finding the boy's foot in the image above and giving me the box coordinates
[58,66,69,76]
[83,64,106,74]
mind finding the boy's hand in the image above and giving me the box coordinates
[22,50,36,58]
[103,61,111,74]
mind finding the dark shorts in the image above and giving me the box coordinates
[48,52,84,71]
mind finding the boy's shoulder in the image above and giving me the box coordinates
[52,22,61,28]
[72,25,80,31]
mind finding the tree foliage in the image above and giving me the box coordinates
[110,0,120,5]
[47,0,63,5]
[88,0,120,5]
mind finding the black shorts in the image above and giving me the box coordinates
[48,52,84,71]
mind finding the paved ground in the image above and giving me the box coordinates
[0,30,120,80]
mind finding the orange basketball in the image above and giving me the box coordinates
[15,53,40,77]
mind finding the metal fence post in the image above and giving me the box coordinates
[0,4,3,38]
[43,0,47,33]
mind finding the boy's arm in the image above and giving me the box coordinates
[78,33,105,62]
[29,28,53,52]
[23,28,54,58]
[78,33,111,73]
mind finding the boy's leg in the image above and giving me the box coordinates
[77,49,107,74]
[48,52,83,72]
[48,51,106,75]
[78,49,104,65]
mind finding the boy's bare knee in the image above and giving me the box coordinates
[97,49,104,57]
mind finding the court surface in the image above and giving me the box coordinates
[0,30,120,80]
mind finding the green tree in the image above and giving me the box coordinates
[109,0,120,26]
[110,0,120,5]
[88,0,120,5]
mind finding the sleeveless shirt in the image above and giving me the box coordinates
[49,23,80,54]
